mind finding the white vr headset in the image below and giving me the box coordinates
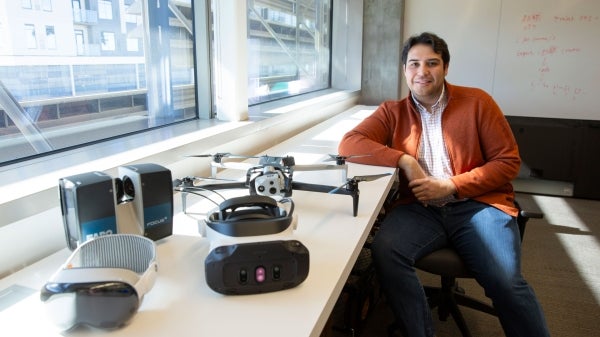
[40,234,158,331]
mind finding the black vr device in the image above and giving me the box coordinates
[203,195,309,295]
[205,194,294,237]
[58,163,173,250]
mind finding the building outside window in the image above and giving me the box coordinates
[246,0,331,104]
[0,1,197,165]
[0,0,332,165]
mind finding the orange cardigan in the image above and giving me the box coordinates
[338,83,520,216]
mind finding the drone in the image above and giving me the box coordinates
[173,152,392,217]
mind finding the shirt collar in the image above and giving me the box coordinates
[412,84,447,113]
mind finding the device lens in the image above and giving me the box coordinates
[41,281,139,330]
[122,176,135,199]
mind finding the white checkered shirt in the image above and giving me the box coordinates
[411,86,457,206]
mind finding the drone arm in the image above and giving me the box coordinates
[291,181,359,217]
[291,181,351,195]
[192,182,248,190]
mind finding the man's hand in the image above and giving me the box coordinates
[398,154,457,203]
[408,177,456,203]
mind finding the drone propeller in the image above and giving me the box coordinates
[353,173,392,182]
[191,176,241,182]
[186,154,215,158]
[186,153,259,162]
[186,152,257,159]
[324,154,372,165]
[328,172,392,194]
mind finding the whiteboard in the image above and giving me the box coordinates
[404,0,600,120]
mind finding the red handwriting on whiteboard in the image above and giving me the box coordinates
[561,47,581,55]
[521,13,542,30]
[540,46,558,56]
[517,34,557,44]
[553,15,599,23]
[553,15,575,22]
[515,11,595,101]
[579,15,598,22]
[530,80,587,101]
[538,58,550,73]
[522,13,542,23]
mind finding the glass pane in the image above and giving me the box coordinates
[0,0,197,165]
[247,0,331,105]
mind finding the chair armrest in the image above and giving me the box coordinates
[515,194,544,219]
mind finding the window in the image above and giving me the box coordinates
[0,1,198,165]
[45,26,56,49]
[72,0,81,21]
[98,0,113,20]
[101,31,115,51]
[124,5,141,24]
[246,0,332,104]
[74,29,84,55]
[42,0,53,11]
[24,24,36,49]
[21,0,32,9]
[126,38,139,52]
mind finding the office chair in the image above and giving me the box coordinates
[411,199,543,337]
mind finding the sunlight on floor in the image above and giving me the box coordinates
[532,195,600,305]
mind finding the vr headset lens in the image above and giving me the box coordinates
[41,234,157,331]
[41,281,139,330]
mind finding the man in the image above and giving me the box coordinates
[338,32,550,337]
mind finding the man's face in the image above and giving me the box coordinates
[403,44,448,106]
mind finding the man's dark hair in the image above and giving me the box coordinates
[401,32,450,66]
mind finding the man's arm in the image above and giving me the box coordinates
[399,154,456,203]
[338,103,407,168]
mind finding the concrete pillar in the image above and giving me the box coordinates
[360,0,404,105]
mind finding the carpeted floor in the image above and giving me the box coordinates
[323,193,600,337]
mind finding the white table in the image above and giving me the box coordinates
[0,106,396,337]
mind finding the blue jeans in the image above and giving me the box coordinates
[372,200,550,337]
